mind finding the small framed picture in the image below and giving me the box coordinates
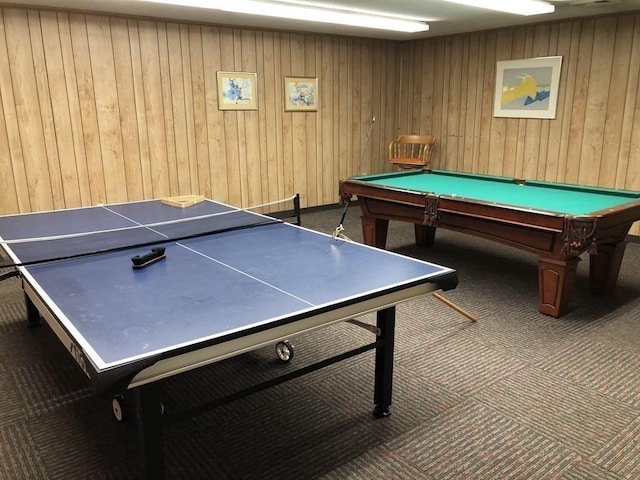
[494,56,562,119]
[284,76,318,112]
[216,71,258,110]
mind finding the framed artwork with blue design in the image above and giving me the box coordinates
[217,71,258,111]
[494,56,562,119]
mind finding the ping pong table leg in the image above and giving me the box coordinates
[135,383,166,480]
[24,293,42,327]
[373,306,395,418]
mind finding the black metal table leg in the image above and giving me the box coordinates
[373,306,395,417]
[135,383,165,480]
[24,293,42,327]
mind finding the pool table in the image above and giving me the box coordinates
[339,169,640,318]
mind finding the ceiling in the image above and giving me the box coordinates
[5,0,640,40]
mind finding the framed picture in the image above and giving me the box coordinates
[284,76,318,112]
[493,56,562,119]
[216,71,258,110]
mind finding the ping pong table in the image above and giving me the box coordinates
[0,197,457,479]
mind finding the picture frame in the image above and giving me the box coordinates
[493,56,562,119]
[284,76,318,112]
[216,71,258,110]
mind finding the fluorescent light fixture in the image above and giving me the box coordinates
[442,0,555,16]
[139,0,430,33]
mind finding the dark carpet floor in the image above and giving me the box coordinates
[1,204,639,479]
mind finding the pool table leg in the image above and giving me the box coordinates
[361,216,389,248]
[415,224,436,247]
[538,256,580,317]
[589,240,627,295]
[361,216,436,249]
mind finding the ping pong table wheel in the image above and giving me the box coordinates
[275,340,294,363]
[112,395,127,422]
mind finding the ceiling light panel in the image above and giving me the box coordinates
[138,0,430,32]
[441,0,555,16]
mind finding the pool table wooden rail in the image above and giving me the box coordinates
[339,178,640,318]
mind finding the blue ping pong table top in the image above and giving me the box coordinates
[0,199,456,372]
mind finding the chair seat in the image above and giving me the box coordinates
[389,156,428,166]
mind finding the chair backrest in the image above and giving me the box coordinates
[388,134,436,169]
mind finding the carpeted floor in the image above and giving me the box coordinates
[1,204,639,479]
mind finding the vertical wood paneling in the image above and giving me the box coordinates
[565,20,594,184]
[279,33,294,202]
[0,7,638,233]
[111,17,144,201]
[579,16,616,185]
[241,30,262,208]
[446,36,462,171]
[523,25,550,181]
[288,34,306,202]
[304,35,318,204]
[0,9,20,212]
[599,15,630,187]
[217,28,240,206]
[191,26,208,198]
[337,38,349,181]
[38,12,75,208]
[255,30,268,208]
[87,15,128,204]
[201,27,227,202]
[383,44,401,172]
[127,19,152,199]
[136,21,166,198]
[157,23,178,196]
[545,23,571,182]
[489,29,511,176]
[370,40,386,174]
[28,10,65,210]
[69,14,106,204]
[418,41,434,138]
[319,36,334,203]
[462,34,477,172]
[5,9,53,211]
[350,40,362,175]
[477,31,497,174]
[164,23,187,195]
[260,31,280,205]
[409,41,423,136]
[616,16,640,192]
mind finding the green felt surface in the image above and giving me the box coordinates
[355,170,640,216]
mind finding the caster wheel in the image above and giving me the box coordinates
[112,395,126,422]
[374,405,391,418]
[275,340,294,363]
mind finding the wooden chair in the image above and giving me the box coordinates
[388,134,436,169]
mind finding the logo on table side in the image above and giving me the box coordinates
[69,342,89,376]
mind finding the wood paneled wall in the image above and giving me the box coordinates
[0,7,638,233]
[398,13,640,234]
[0,6,400,214]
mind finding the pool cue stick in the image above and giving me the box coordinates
[333,116,376,239]
[355,116,376,176]
[432,292,476,322]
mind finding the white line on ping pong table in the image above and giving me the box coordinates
[0,196,297,246]
[179,244,317,307]
[100,202,316,306]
